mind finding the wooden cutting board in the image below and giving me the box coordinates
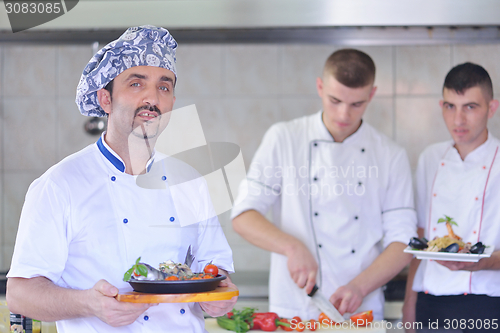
[116,285,239,303]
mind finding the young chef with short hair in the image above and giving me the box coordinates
[6,26,236,332]
[403,62,500,332]
[232,49,417,320]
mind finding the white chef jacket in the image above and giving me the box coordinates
[412,134,500,297]
[8,133,234,333]
[231,111,417,320]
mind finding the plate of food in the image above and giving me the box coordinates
[123,257,225,294]
[404,215,494,262]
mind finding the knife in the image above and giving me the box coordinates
[307,285,345,323]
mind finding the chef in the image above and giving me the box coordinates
[231,49,417,320]
[6,26,236,333]
[403,63,500,332]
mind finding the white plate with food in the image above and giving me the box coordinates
[404,246,494,262]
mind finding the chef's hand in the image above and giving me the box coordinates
[200,272,238,317]
[435,260,482,271]
[329,283,363,315]
[87,279,157,327]
[285,241,318,295]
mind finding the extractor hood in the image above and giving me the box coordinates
[1,0,500,44]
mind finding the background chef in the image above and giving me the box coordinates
[232,48,417,320]
[6,26,236,332]
[403,62,500,332]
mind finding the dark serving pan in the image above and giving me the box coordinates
[128,275,226,294]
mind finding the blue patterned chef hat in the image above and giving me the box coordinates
[76,25,178,117]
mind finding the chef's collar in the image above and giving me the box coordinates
[96,132,155,174]
[315,110,366,144]
[450,131,497,163]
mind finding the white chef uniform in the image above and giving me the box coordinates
[412,134,500,297]
[231,111,417,320]
[8,133,234,333]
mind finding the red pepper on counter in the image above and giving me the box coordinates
[251,312,291,331]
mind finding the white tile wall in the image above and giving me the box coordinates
[1,41,500,273]
[223,98,281,167]
[57,45,94,98]
[175,45,224,97]
[364,96,394,139]
[0,175,2,270]
[357,46,394,97]
[488,111,500,139]
[3,45,57,97]
[0,46,3,269]
[281,44,337,95]
[279,97,321,122]
[2,171,42,270]
[395,97,451,170]
[225,45,280,96]
[2,245,12,273]
[0,45,3,100]
[396,45,451,95]
[3,97,57,171]
[452,44,500,97]
[56,98,99,161]
[231,242,271,273]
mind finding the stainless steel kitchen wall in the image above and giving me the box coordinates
[1,41,500,272]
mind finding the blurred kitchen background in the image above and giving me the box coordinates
[1,0,500,324]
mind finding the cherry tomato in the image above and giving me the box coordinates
[204,264,219,276]
[350,310,374,326]
[165,276,179,281]
[308,319,318,331]
[318,312,336,326]
[292,316,305,332]
[202,274,213,279]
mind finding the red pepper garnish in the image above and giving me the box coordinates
[251,313,291,331]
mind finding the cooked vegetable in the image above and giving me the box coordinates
[159,260,193,277]
[124,258,218,282]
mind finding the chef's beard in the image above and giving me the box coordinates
[131,105,165,140]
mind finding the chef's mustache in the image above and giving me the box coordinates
[134,104,162,116]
